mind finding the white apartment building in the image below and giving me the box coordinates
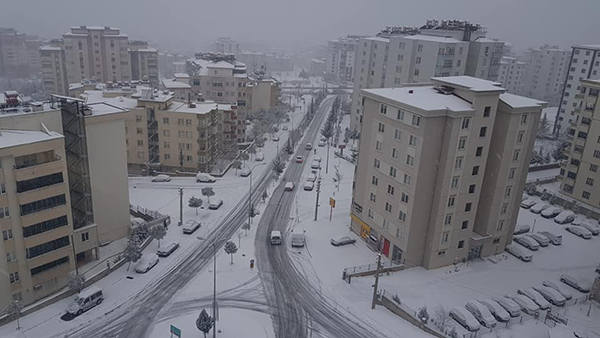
[465,38,504,81]
[214,37,239,54]
[555,44,600,136]
[521,45,569,109]
[326,36,362,83]
[235,51,293,75]
[497,56,526,94]
[0,28,42,76]
[351,76,545,269]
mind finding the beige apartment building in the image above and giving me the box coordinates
[350,76,545,269]
[559,79,600,205]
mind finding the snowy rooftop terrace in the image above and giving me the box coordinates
[432,76,505,93]
[500,93,547,109]
[363,86,474,113]
[0,129,62,150]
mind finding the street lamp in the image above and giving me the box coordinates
[246,162,267,227]
[197,236,218,338]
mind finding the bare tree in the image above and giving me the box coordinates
[6,299,22,330]
[433,305,451,332]
[67,272,86,293]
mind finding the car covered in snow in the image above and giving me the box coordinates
[491,296,522,318]
[157,242,179,257]
[305,143,313,150]
[314,156,322,163]
[306,173,317,182]
[517,288,550,310]
[513,236,540,251]
[303,181,315,191]
[273,135,280,142]
[560,274,592,293]
[449,307,480,332]
[318,140,326,147]
[478,299,511,322]
[152,174,171,182]
[183,220,201,234]
[135,254,159,274]
[543,280,573,300]
[330,236,356,246]
[507,294,540,315]
[538,231,562,245]
[282,125,289,130]
[541,207,562,219]
[505,243,533,262]
[530,202,550,214]
[67,287,104,316]
[311,161,321,169]
[240,168,251,177]
[513,223,530,235]
[521,199,537,209]
[526,233,549,247]
[554,211,575,224]
[196,173,216,183]
[532,285,566,307]
[284,182,295,191]
[565,225,592,239]
[255,153,265,161]
[465,300,497,328]
[208,199,223,210]
[571,219,600,235]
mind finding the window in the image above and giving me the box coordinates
[397,54,404,61]
[475,147,483,157]
[403,174,411,185]
[520,113,528,124]
[458,137,467,150]
[591,164,598,172]
[583,191,591,199]
[451,176,459,189]
[465,203,472,212]
[9,272,19,284]
[137,140,144,147]
[378,123,385,133]
[406,154,414,166]
[81,232,90,242]
[416,57,421,64]
[409,135,417,146]
[461,117,470,130]
[461,220,469,230]
[399,42,405,50]
[441,232,449,245]
[26,236,70,259]
[394,129,401,140]
[567,171,577,179]
[594,150,600,159]
[163,130,170,137]
[385,202,392,213]
[16,173,64,193]
[164,142,170,149]
[164,154,171,160]
[163,117,170,124]
[469,184,476,194]
[479,127,487,137]
[417,44,423,52]
[455,157,463,170]
[135,115,142,122]
[472,166,479,175]
[414,69,420,76]
[389,167,397,177]
[380,104,388,115]
[374,158,380,169]
[375,140,382,151]
[444,214,453,226]
[372,176,378,186]
[368,209,374,219]
[500,203,508,214]
[505,186,512,197]
[517,131,524,144]
[392,148,399,159]
[23,215,68,238]
[412,115,421,126]
[448,195,456,207]
[399,210,406,222]
[6,250,16,263]
[497,220,505,232]
[387,184,394,195]
[369,193,376,203]
[3,229,13,240]
[458,240,464,249]
[31,256,69,276]
[20,194,66,216]
[401,192,409,203]
[483,106,491,117]
[509,168,516,180]
[513,150,520,162]
[397,109,404,120]
[136,128,143,135]
[0,183,5,194]
[586,178,594,186]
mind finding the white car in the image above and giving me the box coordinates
[306,173,317,182]
[240,168,251,177]
[296,156,304,163]
[320,135,327,142]
[538,231,562,245]
[526,233,550,247]
[465,301,497,328]
[517,288,550,310]
[282,125,289,130]
[565,226,592,239]
[318,140,326,147]
[571,219,600,235]
[255,153,265,161]
[513,223,530,235]
[541,207,562,219]
[449,307,481,332]
[505,243,533,262]
[311,161,320,169]
[305,143,313,150]
[303,181,315,191]
[513,236,540,251]
[530,202,550,214]
[491,296,521,318]
[196,173,216,183]
[521,199,537,209]
[532,286,566,307]
[152,174,171,182]
[554,211,575,224]
[209,199,223,210]
[157,242,180,257]
[273,135,280,142]
[560,274,592,293]
[543,280,573,300]
[507,294,539,315]
[314,156,322,163]
[135,254,159,273]
[284,182,295,191]
[479,299,511,322]
[183,220,201,234]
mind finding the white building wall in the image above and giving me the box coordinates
[522,47,569,108]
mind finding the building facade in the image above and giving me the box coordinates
[521,45,569,109]
[497,56,526,94]
[554,45,600,136]
[326,36,362,83]
[0,28,42,77]
[214,37,239,54]
[350,76,545,269]
[559,79,600,206]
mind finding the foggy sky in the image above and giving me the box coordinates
[2,0,599,54]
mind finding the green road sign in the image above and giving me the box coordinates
[170,325,181,337]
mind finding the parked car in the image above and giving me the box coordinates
[517,288,551,310]
[311,161,320,169]
[449,307,481,332]
[543,280,573,300]
[526,233,550,247]
[560,274,592,292]
[209,199,223,210]
[282,125,289,130]
[330,236,356,246]
[492,296,522,318]
[183,220,201,234]
[135,254,159,273]
[507,294,540,315]
[532,286,566,307]
[152,174,171,182]
[255,153,265,161]
[538,231,562,245]
[196,173,216,183]
[284,182,295,191]
[303,181,315,191]
[505,244,533,262]
[291,229,305,248]
[465,301,497,328]
[66,287,104,316]
[554,211,576,224]
[565,226,592,239]
[305,143,313,150]
[306,173,317,182]
[296,156,304,163]
[157,241,179,257]
[240,168,251,177]
[571,219,600,235]
[521,199,537,209]
[530,203,550,214]
[541,207,562,219]
[314,156,322,163]
[270,230,282,245]
[273,135,280,142]
[513,236,540,251]
[318,140,326,147]
[514,223,531,235]
[320,136,327,142]
[479,299,511,322]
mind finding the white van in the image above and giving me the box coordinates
[270,230,282,245]
[291,229,305,247]
[67,287,104,316]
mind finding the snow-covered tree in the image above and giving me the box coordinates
[320,119,334,141]
[448,327,458,338]
[433,305,451,332]
[543,151,551,164]
[272,157,285,178]
[284,139,294,154]
[67,272,86,293]
[333,165,343,192]
[417,306,430,324]
[6,299,22,330]
[224,241,238,264]
[202,187,215,204]
[299,69,309,79]
[123,237,143,271]
[189,196,202,215]
[537,113,551,137]
[249,203,258,220]
[261,190,268,203]
[151,224,167,248]
[239,152,250,165]
[231,160,242,175]
[242,222,251,236]
[247,145,257,160]
[196,309,213,338]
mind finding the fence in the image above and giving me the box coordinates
[342,261,405,283]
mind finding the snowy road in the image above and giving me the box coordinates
[255,97,390,338]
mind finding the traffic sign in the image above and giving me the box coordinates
[170,325,181,338]
[330,197,336,208]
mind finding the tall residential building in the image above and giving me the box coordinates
[559,79,600,205]
[214,37,239,54]
[40,26,159,95]
[497,56,526,94]
[0,28,42,76]
[464,38,504,81]
[326,36,362,83]
[235,51,293,75]
[554,44,600,136]
[350,76,545,269]
[521,45,569,109]
[40,43,69,96]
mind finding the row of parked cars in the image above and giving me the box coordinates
[521,198,600,239]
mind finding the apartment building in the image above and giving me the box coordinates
[555,44,600,136]
[0,128,77,310]
[40,26,159,95]
[350,76,545,269]
[465,38,504,81]
[40,44,69,96]
[214,37,239,54]
[309,58,326,76]
[0,28,42,76]
[521,45,569,108]
[559,79,600,205]
[162,78,192,101]
[235,51,293,75]
[326,36,362,83]
[497,56,527,94]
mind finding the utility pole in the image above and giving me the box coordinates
[178,188,184,226]
[326,139,330,174]
[314,178,321,221]
[212,242,218,338]
[371,253,382,309]
[70,234,79,274]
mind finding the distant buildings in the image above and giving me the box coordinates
[350,76,545,269]
[520,45,569,108]
[326,36,363,83]
[497,56,527,94]
[309,58,326,76]
[0,28,43,77]
[554,44,600,136]
[213,37,239,54]
[235,51,293,75]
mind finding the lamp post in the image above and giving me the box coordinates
[247,162,267,226]
[197,237,218,338]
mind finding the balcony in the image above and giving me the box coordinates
[14,157,64,182]
[30,255,72,286]
[575,93,585,100]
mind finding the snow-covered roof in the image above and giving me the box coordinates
[168,101,220,115]
[403,34,462,43]
[162,79,191,89]
[500,93,546,109]
[432,76,505,93]
[473,37,503,43]
[208,61,235,69]
[574,44,600,50]
[0,129,63,150]
[582,78,600,87]
[311,59,326,63]
[86,102,128,116]
[174,72,190,78]
[363,86,474,112]
[364,37,389,43]
[135,47,157,52]
[39,45,62,51]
